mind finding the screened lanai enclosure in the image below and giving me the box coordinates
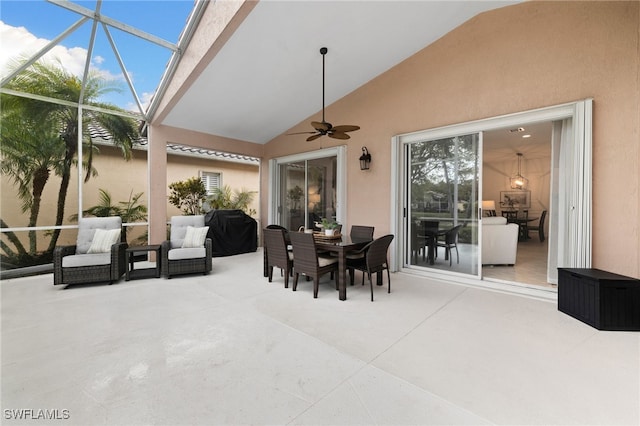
[0,0,201,272]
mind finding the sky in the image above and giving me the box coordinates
[0,0,195,113]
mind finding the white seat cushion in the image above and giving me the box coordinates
[62,253,111,268]
[167,247,206,261]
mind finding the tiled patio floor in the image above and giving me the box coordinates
[2,249,638,425]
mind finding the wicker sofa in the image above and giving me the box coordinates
[53,216,127,285]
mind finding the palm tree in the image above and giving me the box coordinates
[2,61,140,254]
[0,112,65,255]
[70,189,147,243]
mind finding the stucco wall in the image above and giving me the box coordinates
[261,1,640,278]
[0,144,258,250]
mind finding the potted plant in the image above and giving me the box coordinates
[321,218,340,236]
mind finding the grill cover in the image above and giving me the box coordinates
[204,209,257,257]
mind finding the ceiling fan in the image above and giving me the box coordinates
[289,47,360,141]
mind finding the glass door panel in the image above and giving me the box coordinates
[277,155,338,231]
[279,161,305,231]
[307,157,337,228]
[405,134,480,277]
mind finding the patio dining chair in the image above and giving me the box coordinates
[346,234,394,301]
[263,227,294,288]
[289,231,338,298]
[436,224,463,266]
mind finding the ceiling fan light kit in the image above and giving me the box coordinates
[288,47,360,141]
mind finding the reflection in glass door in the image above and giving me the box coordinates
[278,156,337,231]
[405,134,481,277]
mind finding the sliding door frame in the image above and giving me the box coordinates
[390,99,592,293]
[268,146,347,228]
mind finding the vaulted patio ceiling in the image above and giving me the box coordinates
[160,1,520,145]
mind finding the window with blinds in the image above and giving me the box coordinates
[200,171,221,194]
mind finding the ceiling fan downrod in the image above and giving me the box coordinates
[320,47,327,124]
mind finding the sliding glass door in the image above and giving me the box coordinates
[272,149,342,231]
[404,133,481,277]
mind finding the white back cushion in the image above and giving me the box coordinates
[76,216,122,254]
[482,216,507,226]
[87,228,121,253]
[182,226,209,248]
[170,215,205,249]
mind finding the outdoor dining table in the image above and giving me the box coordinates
[314,235,372,301]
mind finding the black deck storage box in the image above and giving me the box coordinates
[205,209,257,257]
[558,268,640,331]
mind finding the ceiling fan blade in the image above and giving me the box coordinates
[306,133,322,142]
[331,125,360,133]
[287,131,317,135]
[328,132,350,140]
[311,121,331,132]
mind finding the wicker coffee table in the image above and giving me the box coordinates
[125,244,161,281]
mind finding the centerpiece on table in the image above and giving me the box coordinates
[321,218,341,236]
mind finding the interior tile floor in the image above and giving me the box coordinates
[412,238,552,289]
[2,249,638,425]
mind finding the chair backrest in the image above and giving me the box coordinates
[263,228,289,268]
[502,210,518,220]
[76,216,122,254]
[539,210,548,228]
[445,225,463,245]
[365,234,394,273]
[288,232,319,275]
[350,225,374,242]
[421,220,439,234]
[266,224,289,242]
[170,215,205,248]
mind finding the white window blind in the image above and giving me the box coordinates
[200,171,221,195]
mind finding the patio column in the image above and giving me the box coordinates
[147,124,168,250]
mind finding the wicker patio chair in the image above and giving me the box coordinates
[161,215,212,279]
[263,228,294,288]
[53,216,127,286]
[346,234,394,301]
[289,231,338,298]
[436,224,463,266]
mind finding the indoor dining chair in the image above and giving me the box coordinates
[528,210,547,242]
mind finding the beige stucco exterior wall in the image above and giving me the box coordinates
[147,124,263,246]
[261,1,640,278]
[165,153,259,218]
[1,144,258,250]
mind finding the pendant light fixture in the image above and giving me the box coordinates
[510,152,528,189]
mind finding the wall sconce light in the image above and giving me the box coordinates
[359,147,372,170]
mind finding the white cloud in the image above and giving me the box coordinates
[0,21,122,83]
[125,91,155,113]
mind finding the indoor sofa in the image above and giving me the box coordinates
[481,216,519,265]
